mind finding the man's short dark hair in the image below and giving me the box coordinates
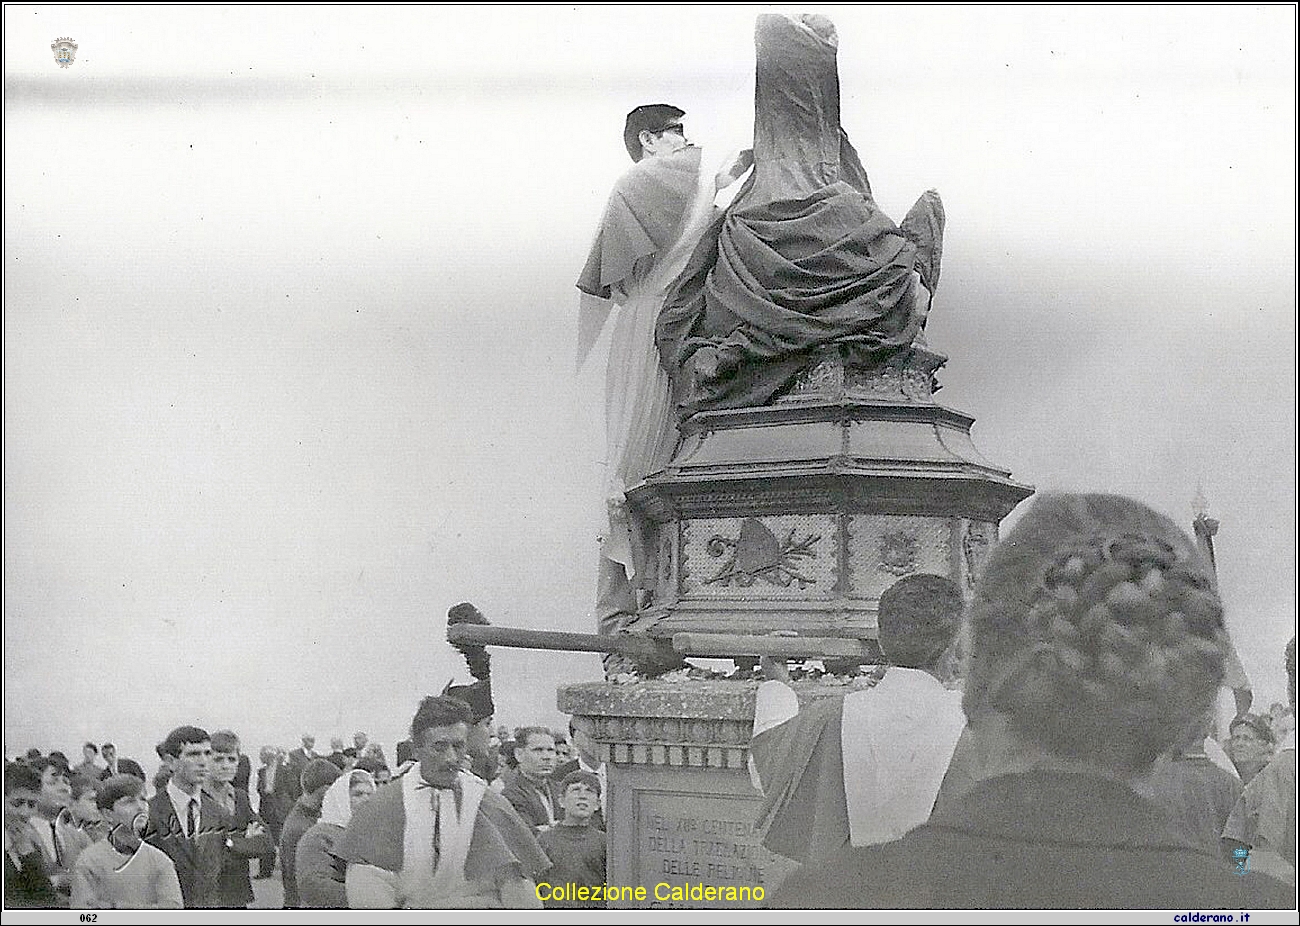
[623,104,685,162]
[47,751,70,770]
[877,574,964,670]
[70,775,99,801]
[513,726,554,751]
[30,757,70,782]
[210,730,241,754]
[6,762,41,795]
[560,769,601,797]
[161,726,211,759]
[83,742,98,754]
[96,774,145,811]
[447,602,484,623]
[354,756,388,777]
[410,696,473,743]
[1229,713,1276,744]
[101,743,115,753]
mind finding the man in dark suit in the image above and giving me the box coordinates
[501,726,561,832]
[254,746,286,878]
[4,762,59,908]
[277,734,316,807]
[97,743,145,783]
[552,720,606,831]
[233,752,252,793]
[205,730,270,907]
[144,726,231,908]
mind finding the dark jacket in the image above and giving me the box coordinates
[538,824,607,908]
[98,758,147,782]
[278,793,322,909]
[233,754,252,792]
[277,748,311,805]
[4,846,59,908]
[256,762,289,832]
[500,768,561,832]
[769,771,1296,909]
[206,785,271,907]
[294,822,347,908]
[144,789,231,908]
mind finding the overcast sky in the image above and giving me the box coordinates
[4,5,1296,769]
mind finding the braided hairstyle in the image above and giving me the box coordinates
[965,493,1229,774]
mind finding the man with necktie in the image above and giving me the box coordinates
[144,726,232,908]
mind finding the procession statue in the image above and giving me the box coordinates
[452,14,1033,908]
[573,13,951,674]
[657,13,945,415]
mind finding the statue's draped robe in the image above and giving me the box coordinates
[657,14,944,414]
[577,146,717,597]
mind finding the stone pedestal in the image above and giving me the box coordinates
[557,680,798,908]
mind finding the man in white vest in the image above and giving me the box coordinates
[336,696,549,908]
[750,574,967,862]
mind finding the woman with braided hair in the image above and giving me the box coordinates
[772,493,1294,909]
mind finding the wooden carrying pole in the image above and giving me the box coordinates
[670,632,869,659]
[447,623,869,660]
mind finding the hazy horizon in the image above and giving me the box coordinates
[5,5,1295,769]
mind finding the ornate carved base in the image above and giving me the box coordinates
[624,396,1032,643]
[779,344,948,405]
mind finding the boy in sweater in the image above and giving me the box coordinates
[70,775,183,909]
[537,771,607,909]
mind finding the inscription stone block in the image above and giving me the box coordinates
[559,680,798,908]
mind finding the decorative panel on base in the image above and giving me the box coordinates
[625,348,1032,643]
[558,680,797,908]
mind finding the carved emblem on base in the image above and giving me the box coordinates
[778,344,948,404]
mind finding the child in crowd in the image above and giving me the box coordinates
[205,730,270,908]
[537,771,607,909]
[70,775,183,909]
[30,756,90,901]
[5,763,59,908]
[68,777,107,844]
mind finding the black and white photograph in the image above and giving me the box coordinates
[4,4,1296,919]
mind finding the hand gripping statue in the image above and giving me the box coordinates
[577,106,751,672]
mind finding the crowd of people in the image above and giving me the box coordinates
[4,703,607,910]
[4,496,1298,911]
